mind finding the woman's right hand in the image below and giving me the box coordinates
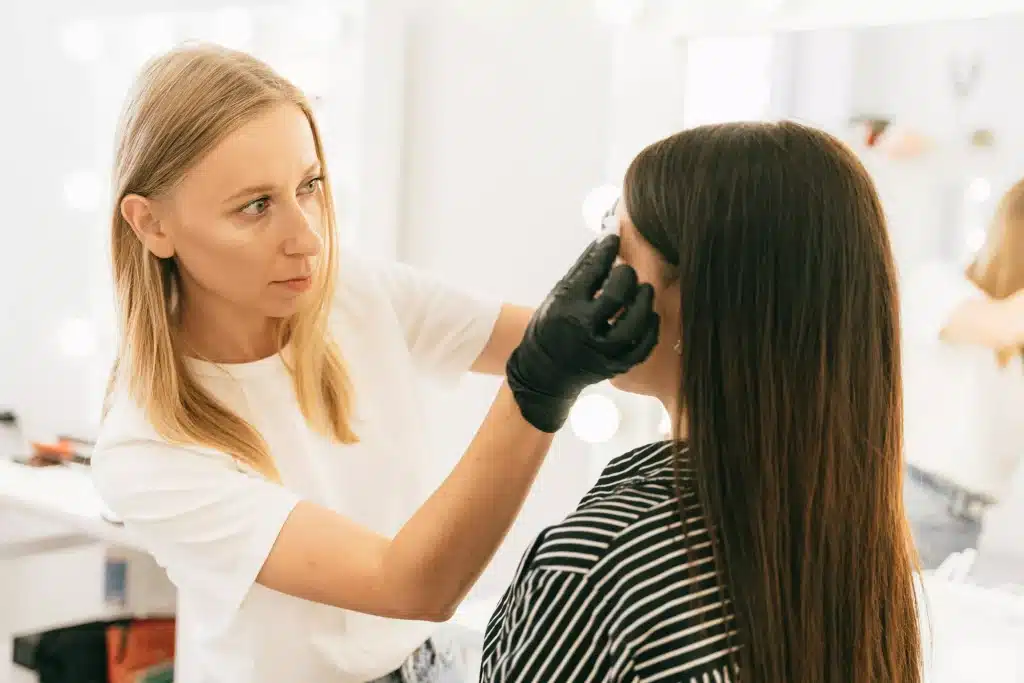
[506,234,660,432]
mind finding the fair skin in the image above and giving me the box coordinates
[941,289,1024,353]
[121,102,541,621]
[940,211,1024,353]
[121,103,532,369]
[608,200,685,421]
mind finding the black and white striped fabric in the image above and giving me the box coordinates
[480,441,739,683]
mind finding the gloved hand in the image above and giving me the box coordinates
[506,234,660,433]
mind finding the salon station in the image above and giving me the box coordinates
[2,0,1024,682]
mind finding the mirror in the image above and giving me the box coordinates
[597,13,1024,590]
[604,16,1024,273]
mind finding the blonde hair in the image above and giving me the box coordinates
[966,177,1024,366]
[104,43,358,480]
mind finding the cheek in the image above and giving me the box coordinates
[610,282,679,393]
[610,329,676,392]
[173,220,272,295]
[300,193,326,228]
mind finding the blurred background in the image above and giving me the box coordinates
[1,0,1023,681]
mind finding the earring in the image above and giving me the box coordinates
[673,340,682,355]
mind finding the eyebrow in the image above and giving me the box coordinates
[223,162,322,204]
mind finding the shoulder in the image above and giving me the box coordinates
[96,388,228,463]
[483,441,733,679]
[95,389,165,451]
[525,441,687,575]
[92,389,246,498]
[329,250,412,347]
[334,249,389,308]
[586,440,681,500]
[335,249,432,299]
[332,249,436,321]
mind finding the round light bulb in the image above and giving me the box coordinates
[581,185,621,233]
[965,226,986,254]
[60,20,103,63]
[966,178,991,204]
[570,393,621,444]
[63,170,103,213]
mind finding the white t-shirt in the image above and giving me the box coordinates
[91,252,502,683]
[901,261,1024,500]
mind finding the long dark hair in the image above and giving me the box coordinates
[623,121,921,683]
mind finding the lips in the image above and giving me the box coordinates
[276,276,312,292]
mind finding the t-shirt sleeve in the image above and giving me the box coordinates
[91,440,300,633]
[901,261,986,346]
[375,259,502,380]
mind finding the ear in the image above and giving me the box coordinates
[121,194,175,259]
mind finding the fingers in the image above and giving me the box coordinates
[617,312,660,367]
[565,234,621,298]
[591,264,638,324]
[602,282,654,346]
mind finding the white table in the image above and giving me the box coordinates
[0,459,127,546]
[0,459,174,683]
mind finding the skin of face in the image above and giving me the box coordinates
[121,103,326,360]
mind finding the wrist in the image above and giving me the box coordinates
[505,350,579,433]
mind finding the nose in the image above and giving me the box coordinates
[282,201,323,258]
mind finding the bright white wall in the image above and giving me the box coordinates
[0,5,108,444]
[398,0,630,598]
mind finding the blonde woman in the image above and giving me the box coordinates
[91,44,659,683]
[901,177,1024,569]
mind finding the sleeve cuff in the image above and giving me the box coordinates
[198,483,302,635]
[431,301,503,383]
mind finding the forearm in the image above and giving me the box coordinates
[384,384,551,618]
[941,295,1024,350]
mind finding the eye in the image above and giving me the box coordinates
[241,197,271,216]
[299,176,323,196]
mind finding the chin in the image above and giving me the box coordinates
[263,300,305,319]
[610,371,656,397]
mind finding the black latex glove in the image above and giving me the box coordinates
[506,234,660,433]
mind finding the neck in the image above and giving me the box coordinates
[179,295,280,364]
[659,392,690,441]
